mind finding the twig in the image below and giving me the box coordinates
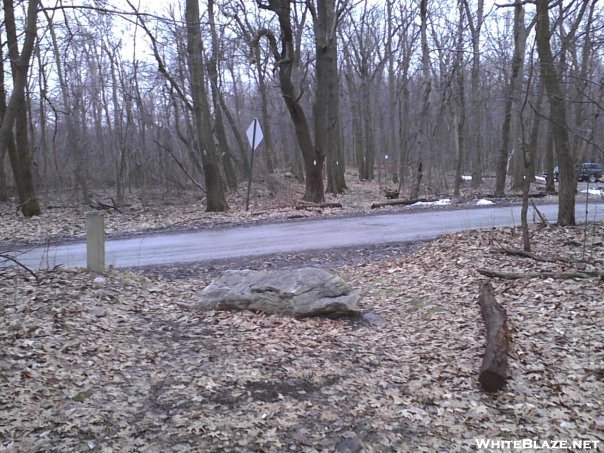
[530,199,550,226]
[477,269,604,280]
[154,140,206,193]
[0,254,38,281]
[496,247,578,264]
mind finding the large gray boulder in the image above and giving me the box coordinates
[198,268,360,318]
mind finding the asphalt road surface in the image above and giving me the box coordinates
[8,202,604,270]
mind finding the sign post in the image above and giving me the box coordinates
[245,118,264,211]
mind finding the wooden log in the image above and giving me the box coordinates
[474,192,547,199]
[478,282,509,392]
[370,197,436,209]
[295,201,343,210]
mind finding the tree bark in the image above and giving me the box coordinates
[411,0,430,200]
[535,0,575,226]
[207,0,238,191]
[185,0,228,211]
[453,0,466,197]
[315,0,345,194]
[0,32,12,202]
[464,0,484,188]
[257,1,325,203]
[478,282,509,392]
[495,2,526,196]
[0,0,41,217]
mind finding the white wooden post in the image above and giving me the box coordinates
[86,211,105,273]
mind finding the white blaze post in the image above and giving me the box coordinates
[86,211,105,273]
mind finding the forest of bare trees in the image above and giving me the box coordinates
[0,0,602,223]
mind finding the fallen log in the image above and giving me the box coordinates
[477,269,604,280]
[370,197,436,209]
[478,282,509,392]
[474,192,547,200]
[295,201,343,210]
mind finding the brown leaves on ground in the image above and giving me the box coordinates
[1,224,603,451]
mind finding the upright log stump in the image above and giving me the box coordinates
[478,282,509,392]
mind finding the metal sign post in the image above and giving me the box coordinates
[245,118,264,211]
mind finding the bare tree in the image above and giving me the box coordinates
[185,0,228,211]
[535,0,575,225]
[310,0,347,194]
[410,0,432,200]
[256,0,325,203]
[494,1,526,196]
[463,0,485,188]
[207,0,238,190]
[0,0,41,217]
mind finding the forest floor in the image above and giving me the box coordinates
[1,172,603,451]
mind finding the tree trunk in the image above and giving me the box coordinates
[544,120,556,194]
[411,0,431,200]
[315,0,346,194]
[207,0,238,191]
[535,0,575,226]
[0,32,11,202]
[185,0,228,212]
[478,282,509,392]
[316,0,345,194]
[453,0,466,198]
[257,1,325,203]
[464,0,484,188]
[495,3,526,196]
[0,0,41,217]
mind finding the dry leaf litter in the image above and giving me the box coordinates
[1,222,602,451]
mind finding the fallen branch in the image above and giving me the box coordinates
[478,282,509,392]
[474,192,547,200]
[477,269,604,280]
[370,197,436,209]
[530,199,550,226]
[90,198,122,214]
[496,247,578,264]
[0,254,38,281]
[295,201,343,210]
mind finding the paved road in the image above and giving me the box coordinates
[7,203,604,269]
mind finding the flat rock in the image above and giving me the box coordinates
[198,267,360,318]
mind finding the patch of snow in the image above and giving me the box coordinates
[411,198,452,207]
[477,199,495,206]
[462,175,472,181]
[535,176,546,182]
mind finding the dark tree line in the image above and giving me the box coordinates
[0,0,602,224]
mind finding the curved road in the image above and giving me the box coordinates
[8,203,604,269]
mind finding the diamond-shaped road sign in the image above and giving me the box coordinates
[246,118,264,151]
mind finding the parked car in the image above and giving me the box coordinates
[576,162,603,183]
[544,164,602,183]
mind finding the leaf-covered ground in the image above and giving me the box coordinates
[1,223,602,451]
